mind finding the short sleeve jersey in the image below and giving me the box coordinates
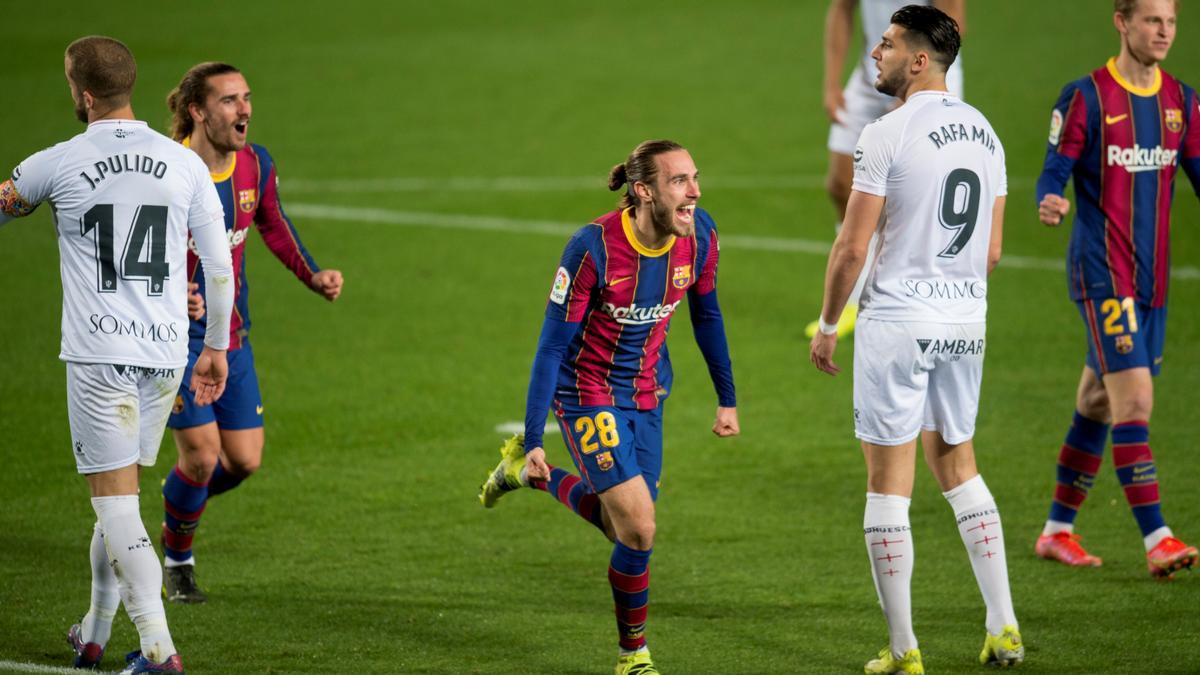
[853,91,1007,323]
[8,120,224,367]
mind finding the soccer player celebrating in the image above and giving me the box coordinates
[158,62,344,603]
[478,140,739,675]
[809,7,1020,672]
[806,0,965,339]
[0,37,234,673]
[1034,0,1200,578]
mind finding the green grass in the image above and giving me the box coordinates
[2,1,1200,672]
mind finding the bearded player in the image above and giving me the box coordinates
[159,62,344,603]
[479,140,739,675]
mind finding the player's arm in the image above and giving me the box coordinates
[811,188,882,376]
[1181,89,1200,199]
[522,230,598,480]
[1037,83,1088,226]
[0,150,59,227]
[253,156,342,301]
[188,173,235,406]
[687,219,738,437]
[823,0,856,123]
[989,196,1005,275]
[932,0,966,37]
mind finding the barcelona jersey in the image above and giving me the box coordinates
[547,207,720,411]
[185,142,319,349]
[1037,58,1200,308]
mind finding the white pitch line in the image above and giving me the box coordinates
[0,661,116,674]
[285,202,1200,280]
[494,421,559,436]
[284,174,1037,194]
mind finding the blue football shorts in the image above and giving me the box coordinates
[167,338,264,430]
[1077,297,1167,377]
[553,400,664,501]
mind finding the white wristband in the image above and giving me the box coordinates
[818,316,839,335]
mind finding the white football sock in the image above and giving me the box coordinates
[864,492,917,656]
[81,521,119,646]
[942,475,1018,635]
[91,496,177,662]
[1144,525,1173,552]
[1041,519,1073,536]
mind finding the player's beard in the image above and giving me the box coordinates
[203,122,245,154]
[650,196,691,238]
[874,66,908,98]
[74,99,88,124]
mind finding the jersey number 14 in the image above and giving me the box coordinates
[81,204,170,296]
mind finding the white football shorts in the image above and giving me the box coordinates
[66,362,183,474]
[852,319,986,446]
[827,62,964,156]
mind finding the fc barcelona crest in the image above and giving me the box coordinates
[596,451,614,472]
[1165,109,1183,133]
[672,265,691,289]
[1115,334,1134,355]
[238,188,257,213]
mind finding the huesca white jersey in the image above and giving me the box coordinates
[852,90,1006,323]
[858,1,963,95]
[9,119,229,367]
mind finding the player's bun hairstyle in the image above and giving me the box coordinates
[65,36,136,106]
[1115,0,1178,18]
[890,4,961,72]
[608,139,685,209]
[167,62,242,142]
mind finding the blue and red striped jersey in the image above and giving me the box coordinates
[1037,58,1200,308]
[547,207,721,411]
[185,142,319,349]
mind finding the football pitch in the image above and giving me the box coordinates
[2,1,1200,672]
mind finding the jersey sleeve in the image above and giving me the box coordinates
[851,119,895,197]
[0,146,62,224]
[1182,86,1200,199]
[688,214,736,407]
[544,226,599,322]
[186,159,234,351]
[251,146,320,284]
[1036,82,1088,202]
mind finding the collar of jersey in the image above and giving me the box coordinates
[1106,57,1161,97]
[182,135,237,182]
[88,119,146,128]
[621,207,675,257]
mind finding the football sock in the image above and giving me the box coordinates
[1045,411,1109,533]
[206,460,245,497]
[943,475,1018,635]
[91,496,177,663]
[609,540,651,652]
[532,466,605,532]
[162,465,207,565]
[864,492,917,657]
[81,521,119,647]
[1112,421,1169,547]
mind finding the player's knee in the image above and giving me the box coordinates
[623,521,655,550]
[1114,391,1154,422]
[175,439,222,481]
[1077,388,1110,421]
[225,454,261,477]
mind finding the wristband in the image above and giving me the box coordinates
[818,316,839,336]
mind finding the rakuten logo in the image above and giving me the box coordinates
[601,300,681,325]
[1107,144,1177,173]
[188,227,249,255]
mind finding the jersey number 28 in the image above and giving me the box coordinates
[81,204,170,296]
